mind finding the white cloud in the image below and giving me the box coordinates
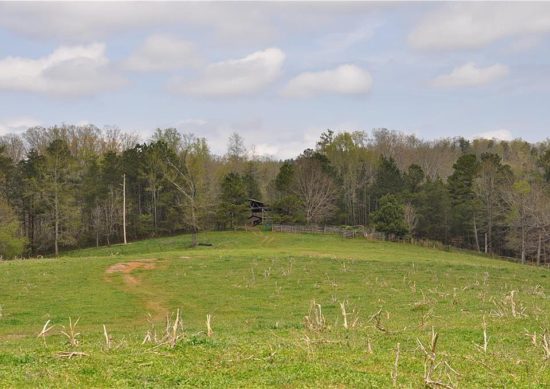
[473,129,514,141]
[282,64,372,98]
[409,3,550,50]
[0,3,275,44]
[0,117,41,135]
[432,63,509,88]
[124,34,202,72]
[171,48,285,97]
[0,3,386,46]
[0,43,125,97]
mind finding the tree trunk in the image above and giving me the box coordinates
[473,215,480,252]
[152,188,158,233]
[537,231,542,266]
[123,174,127,245]
[190,203,198,247]
[54,186,59,257]
[521,222,526,264]
[192,229,198,247]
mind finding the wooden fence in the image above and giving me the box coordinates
[269,223,549,268]
[271,224,385,240]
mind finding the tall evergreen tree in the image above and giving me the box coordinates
[372,156,405,206]
[447,154,479,248]
[218,173,249,229]
[371,194,408,239]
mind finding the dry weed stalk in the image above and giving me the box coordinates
[528,284,545,297]
[542,330,550,360]
[163,309,184,348]
[482,272,489,287]
[475,316,489,353]
[103,324,111,349]
[143,309,186,348]
[452,288,458,306]
[60,317,80,347]
[482,316,488,353]
[507,290,519,317]
[391,342,400,387]
[491,290,527,318]
[417,328,457,389]
[206,314,213,337]
[282,260,293,277]
[524,329,537,347]
[340,302,348,329]
[366,337,373,355]
[304,300,326,331]
[142,314,158,344]
[419,309,434,330]
[368,309,386,333]
[55,351,88,359]
[413,291,433,310]
[37,319,55,346]
[339,301,359,330]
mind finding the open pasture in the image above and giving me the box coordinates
[0,231,549,387]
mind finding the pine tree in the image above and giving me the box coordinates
[447,154,480,248]
[371,194,408,239]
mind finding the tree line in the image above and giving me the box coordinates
[1,125,549,265]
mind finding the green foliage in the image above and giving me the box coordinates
[538,149,550,182]
[274,161,294,192]
[447,154,480,245]
[372,156,404,202]
[371,194,408,238]
[0,200,27,258]
[413,178,451,242]
[218,172,250,229]
[476,153,513,252]
[2,126,550,262]
[271,161,301,223]
[404,164,425,193]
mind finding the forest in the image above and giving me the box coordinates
[1,125,549,264]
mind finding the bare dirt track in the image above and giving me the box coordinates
[105,260,157,287]
[104,259,168,320]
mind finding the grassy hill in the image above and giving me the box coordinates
[0,231,549,387]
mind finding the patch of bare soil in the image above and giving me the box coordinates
[105,260,157,287]
[104,259,168,320]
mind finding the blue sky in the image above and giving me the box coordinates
[0,2,549,158]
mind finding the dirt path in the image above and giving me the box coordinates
[252,230,276,245]
[104,259,168,321]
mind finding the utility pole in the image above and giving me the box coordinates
[123,174,127,245]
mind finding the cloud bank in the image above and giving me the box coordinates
[124,34,202,72]
[0,43,125,97]
[409,3,550,50]
[283,64,372,98]
[171,48,285,97]
[432,63,509,88]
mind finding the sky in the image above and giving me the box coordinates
[0,1,549,158]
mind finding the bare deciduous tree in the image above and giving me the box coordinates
[292,156,337,224]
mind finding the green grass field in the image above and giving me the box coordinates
[0,231,549,387]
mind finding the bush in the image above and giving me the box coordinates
[371,194,408,239]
